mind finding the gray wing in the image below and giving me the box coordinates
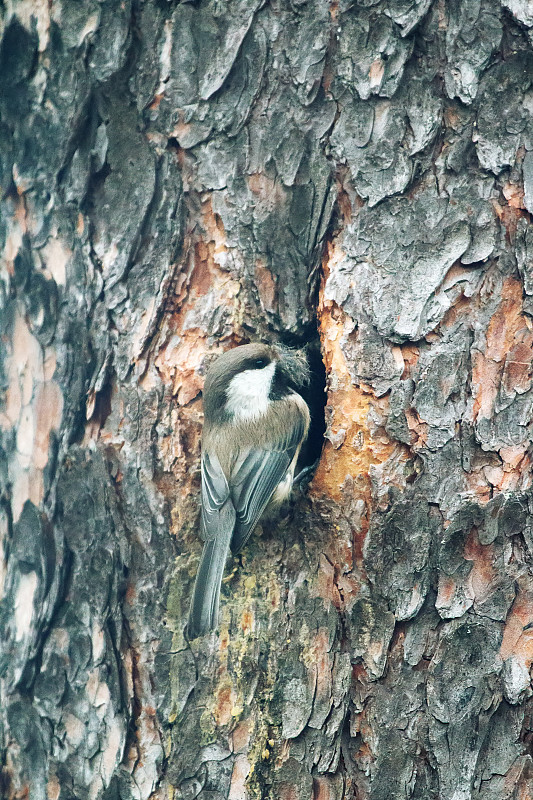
[200,449,233,540]
[229,416,306,554]
[187,450,236,638]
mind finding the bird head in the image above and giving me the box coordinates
[203,343,309,424]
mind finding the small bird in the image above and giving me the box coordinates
[187,342,311,638]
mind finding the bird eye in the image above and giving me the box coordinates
[254,358,268,369]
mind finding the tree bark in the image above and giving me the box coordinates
[2,0,533,798]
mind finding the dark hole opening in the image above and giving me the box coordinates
[297,338,327,474]
[277,329,327,478]
[91,380,113,429]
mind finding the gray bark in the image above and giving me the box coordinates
[1,1,533,799]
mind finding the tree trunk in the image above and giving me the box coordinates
[2,0,533,798]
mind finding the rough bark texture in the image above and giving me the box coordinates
[2,1,533,799]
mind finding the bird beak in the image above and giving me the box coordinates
[274,345,310,389]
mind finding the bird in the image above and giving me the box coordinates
[187,342,311,638]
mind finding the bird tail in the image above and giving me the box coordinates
[187,507,234,638]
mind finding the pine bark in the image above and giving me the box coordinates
[1,1,533,799]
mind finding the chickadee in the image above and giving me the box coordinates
[187,343,310,638]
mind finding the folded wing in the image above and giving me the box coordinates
[229,414,306,554]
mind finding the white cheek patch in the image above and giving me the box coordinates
[225,361,276,421]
